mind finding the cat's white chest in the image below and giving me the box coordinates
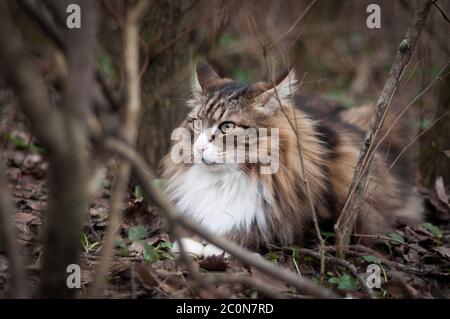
[166,166,270,235]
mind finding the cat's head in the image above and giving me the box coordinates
[169,62,297,174]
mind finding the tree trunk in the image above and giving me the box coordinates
[137,0,189,170]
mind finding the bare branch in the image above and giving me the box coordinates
[18,0,121,113]
[89,0,150,298]
[39,0,97,298]
[335,0,434,257]
[0,4,66,156]
[260,53,326,281]
[432,0,450,25]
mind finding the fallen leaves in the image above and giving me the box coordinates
[1,109,448,299]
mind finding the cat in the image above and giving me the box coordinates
[162,62,423,258]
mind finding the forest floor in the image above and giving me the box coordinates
[0,97,449,299]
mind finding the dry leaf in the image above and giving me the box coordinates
[199,253,228,271]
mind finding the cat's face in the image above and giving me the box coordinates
[170,62,296,174]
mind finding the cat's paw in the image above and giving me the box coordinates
[171,237,204,258]
[203,243,229,258]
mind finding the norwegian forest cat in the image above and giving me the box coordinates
[162,62,423,258]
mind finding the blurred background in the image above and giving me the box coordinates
[2,0,449,178]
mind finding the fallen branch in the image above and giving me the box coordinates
[352,234,425,253]
[325,245,449,279]
[335,0,434,257]
[102,137,338,299]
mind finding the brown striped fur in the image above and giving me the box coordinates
[162,63,423,250]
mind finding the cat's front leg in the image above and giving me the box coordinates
[203,243,230,258]
[171,237,204,258]
[171,238,231,259]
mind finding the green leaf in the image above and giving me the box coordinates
[378,289,388,299]
[388,232,405,244]
[133,185,144,199]
[80,233,89,253]
[421,223,443,239]
[98,53,117,81]
[320,231,336,239]
[328,274,358,291]
[128,225,148,241]
[233,68,248,83]
[266,252,279,263]
[2,133,46,154]
[115,238,129,257]
[362,255,382,265]
[328,277,339,285]
[156,241,173,251]
[218,34,237,47]
[142,241,159,263]
[303,256,313,263]
[417,118,430,130]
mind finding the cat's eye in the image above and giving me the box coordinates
[218,122,236,134]
[192,119,202,131]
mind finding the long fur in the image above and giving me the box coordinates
[162,65,423,250]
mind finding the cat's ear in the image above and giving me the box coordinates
[192,62,221,94]
[270,69,298,101]
[252,69,298,113]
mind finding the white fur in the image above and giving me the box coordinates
[171,237,230,258]
[167,165,271,236]
[172,237,205,258]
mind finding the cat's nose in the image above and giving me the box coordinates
[198,143,210,153]
[195,133,210,153]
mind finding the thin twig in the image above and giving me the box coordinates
[18,0,121,113]
[267,0,318,50]
[262,55,326,281]
[352,234,424,253]
[432,0,450,25]
[335,0,434,258]
[268,245,376,299]
[330,245,449,279]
